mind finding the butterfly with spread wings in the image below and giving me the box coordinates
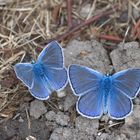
[14,41,68,100]
[68,64,140,120]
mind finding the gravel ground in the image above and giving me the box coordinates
[0,40,140,140]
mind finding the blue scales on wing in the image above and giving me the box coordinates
[45,67,67,91]
[112,69,140,98]
[37,41,64,68]
[14,63,34,88]
[14,41,68,100]
[108,68,140,119]
[69,64,104,118]
[108,86,132,119]
[29,74,52,100]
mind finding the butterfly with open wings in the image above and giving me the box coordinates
[68,64,140,120]
[14,41,68,100]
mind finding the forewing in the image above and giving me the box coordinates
[37,41,64,68]
[77,88,103,118]
[69,64,103,96]
[108,86,132,119]
[44,67,68,91]
[112,68,140,98]
[29,75,52,100]
[14,63,34,88]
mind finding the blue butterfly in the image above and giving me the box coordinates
[68,64,140,120]
[14,41,68,100]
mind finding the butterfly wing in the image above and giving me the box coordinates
[108,86,132,119]
[108,68,140,119]
[69,64,104,118]
[112,69,140,98]
[37,41,64,68]
[69,64,103,96]
[14,63,34,88]
[44,67,68,91]
[77,89,104,118]
[37,41,67,91]
[29,75,52,100]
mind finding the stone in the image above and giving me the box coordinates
[45,111,56,121]
[45,111,70,126]
[114,134,128,140]
[125,105,140,126]
[75,116,99,135]
[64,92,76,111]
[49,127,94,140]
[96,133,114,140]
[58,102,64,111]
[110,42,140,71]
[100,114,109,122]
[49,127,73,140]
[133,97,140,105]
[29,99,47,119]
[121,106,140,140]
[55,112,70,126]
[64,40,110,73]
[56,89,67,98]
[26,135,37,140]
[45,121,58,132]
[18,116,24,123]
[133,105,140,119]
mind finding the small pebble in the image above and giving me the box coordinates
[45,111,56,121]
[55,112,70,126]
[57,90,66,98]
[75,116,99,135]
[30,99,47,119]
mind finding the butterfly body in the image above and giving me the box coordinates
[14,41,68,100]
[33,63,44,75]
[101,76,112,114]
[69,64,140,119]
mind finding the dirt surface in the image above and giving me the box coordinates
[0,0,140,140]
[0,40,140,140]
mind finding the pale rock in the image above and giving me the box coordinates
[45,111,56,121]
[55,112,70,126]
[49,127,94,140]
[64,40,110,74]
[110,42,140,71]
[30,100,47,119]
[64,93,76,111]
[56,90,67,98]
[75,116,99,135]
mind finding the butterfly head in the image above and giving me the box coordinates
[31,60,35,64]
[106,67,115,76]
[106,73,110,77]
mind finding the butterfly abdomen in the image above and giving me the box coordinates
[101,76,112,114]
